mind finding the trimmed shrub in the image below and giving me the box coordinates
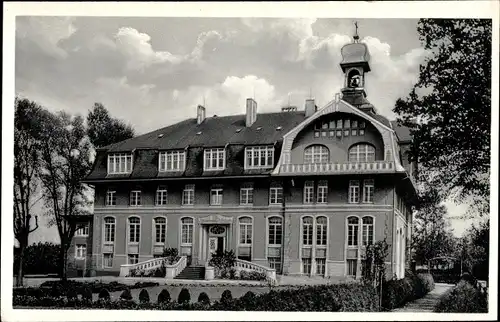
[98,289,110,301]
[66,287,79,301]
[221,290,233,304]
[178,288,191,304]
[435,280,488,313]
[197,292,210,305]
[139,289,150,303]
[382,272,435,310]
[81,286,93,302]
[120,288,133,301]
[157,289,171,304]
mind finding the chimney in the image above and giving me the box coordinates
[305,99,316,117]
[197,105,206,125]
[246,98,257,127]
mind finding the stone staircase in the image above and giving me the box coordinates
[174,266,206,280]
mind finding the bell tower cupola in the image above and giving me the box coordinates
[340,22,376,114]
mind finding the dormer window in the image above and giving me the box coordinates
[159,150,185,172]
[107,153,133,174]
[245,146,274,169]
[204,148,225,171]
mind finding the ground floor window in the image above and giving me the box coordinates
[316,258,326,275]
[75,244,86,259]
[347,259,357,277]
[103,253,113,268]
[268,256,282,274]
[302,258,312,274]
[128,254,139,265]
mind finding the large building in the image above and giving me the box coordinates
[74,33,417,279]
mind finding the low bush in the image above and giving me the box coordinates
[197,292,210,305]
[157,289,171,304]
[120,288,133,301]
[221,290,233,304]
[381,272,435,310]
[434,279,488,313]
[139,289,150,303]
[66,288,78,301]
[177,288,191,304]
[98,289,110,301]
[81,287,93,302]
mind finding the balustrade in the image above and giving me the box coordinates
[280,161,395,175]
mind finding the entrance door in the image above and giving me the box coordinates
[217,236,224,253]
[209,237,218,255]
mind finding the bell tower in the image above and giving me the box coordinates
[340,22,376,114]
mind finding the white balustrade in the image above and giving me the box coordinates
[119,256,167,277]
[165,256,187,279]
[281,161,395,175]
[233,259,277,283]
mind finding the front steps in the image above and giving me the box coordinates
[175,266,205,280]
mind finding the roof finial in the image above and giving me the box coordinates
[353,21,360,43]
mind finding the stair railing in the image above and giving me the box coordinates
[165,256,187,279]
[234,259,277,283]
[119,256,167,277]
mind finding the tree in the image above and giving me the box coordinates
[394,19,491,216]
[87,102,134,148]
[13,97,45,286]
[37,110,93,281]
[457,219,489,281]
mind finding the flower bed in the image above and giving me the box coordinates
[434,278,488,313]
[381,272,435,311]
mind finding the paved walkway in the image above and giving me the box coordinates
[392,283,454,312]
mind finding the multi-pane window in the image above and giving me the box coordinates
[106,190,116,206]
[347,216,359,246]
[210,188,223,205]
[362,216,374,246]
[128,217,140,243]
[159,151,185,172]
[154,217,166,244]
[269,185,283,205]
[75,224,89,236]
[348,144,376,162]
[363,179,375,203]
[268,217,283,245]
[304,145,330,164]
[75,244,86,259]
[347,259,357,276]
[204,148,225,170]
[268,256,282,274]
[181,217,194,245]
[317,181,328,203]
[128,254,139,265]
[130,190,141,206]
[316,258,326,275]
[304,181,314,204]
[103,253,113,268]
[316,216,327,246]
[245,146,274,169]
[302,217,313,246]
[182,184,195,205]
[108,153,133,174]
[314,117,366,138]
[104,217,115,243]
[240,187,254,205]
[156,186,168,205]
[239,217,253,245]
[302,258,312,274]
[348,180,360,203]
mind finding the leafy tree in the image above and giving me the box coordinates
[457,219,489,281]
[13,97,47,286]
[394,19,491,216]
[37,110,93,281]
[87,102,134,148]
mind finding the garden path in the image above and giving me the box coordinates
[391,283,454,312]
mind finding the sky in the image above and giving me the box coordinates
[15,16,478,243]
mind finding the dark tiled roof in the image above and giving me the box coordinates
[391,120,413,142]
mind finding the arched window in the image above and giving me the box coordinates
[362,216,374,246]
[302,217,313,246]
[181,217,194,245]
[154,217,166,244]
[128,217,141,243]
[348,144,375,162]
[239,217,253,245]
[104,217,115,243]
[268,216,283,273]
[304,145,330,164]
[316,216,328,246]
[347,216,359,246]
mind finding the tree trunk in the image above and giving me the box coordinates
[59,246,68,281]
[16,246,25,287]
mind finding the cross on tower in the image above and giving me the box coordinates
[353,21,359,42]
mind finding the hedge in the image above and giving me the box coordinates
[434,279,488,313]
[381,272,435,310]
[13,282,379,311]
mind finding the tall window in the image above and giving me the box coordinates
[348,180,360,203]
[103,253,113,268]
[75,223,89,236]
[363,179,375,203]
[106,190,116,206]
[204,148,225,170]
[302,217,313,246]
[181,217,194,245]
[128,217,140,243]
[268,217,283,273]
[245,146,274,168]
[154,217,166,244]
[108,153,133,174]
[304,145,330,164]
[128,254,139,265]
[159,150,185,172]
[104,217,115,243]
[347,259,357,277]
[347,216,359,246]
[304,181,314,204]
[317,181,328,203]
[156,186,168,205]
[348,144,376,162]
[130,190,141,206]
[240,186,254,205]
[239,217,253,245]
[269,184,283,205]
[362,216,374,246]
[182,184,195,205]
[268,217,283,245]
[75,244,86,259]
[210,188,223,205]
[316,216,327,246]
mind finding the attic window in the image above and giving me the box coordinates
[276,126,283,131]
[236,128,242,133]
[196,131,202,135]
[158,134,164,138]
[256,127,262,131]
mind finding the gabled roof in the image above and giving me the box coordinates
[391,120,413,143]
[102,111,306,152]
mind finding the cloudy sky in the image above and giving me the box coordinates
[15,16,478,242]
